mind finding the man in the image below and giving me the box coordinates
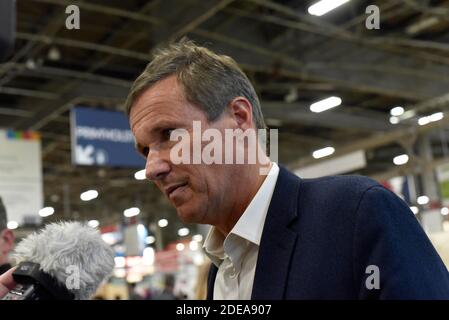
[0,197,14,276]
[126,39,449,299]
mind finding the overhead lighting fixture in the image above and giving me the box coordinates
[192,234,203,242]
[410,206,419,215]
[308,0,351,16]
[87,220,99,228]
[123,207,140,217]
[47,46,61,61]
[389,116,399,125]
[158,219,168,228]
[39,207,54,217]
[429,112,444,122]
[390,106,404,117]
[310,96,342,113]
[418,116,430,126]
[417,195,429,205]
[134,169,146,180]
[137,224,146,236]
[393,154,409,166]
[176,243,185,251]
[26,58,36,70]
[313,146,335,159]
[441,207,449,216]
[7,221,19,230]
[189,241,199,251]
[178,228,190,237]
[80,190,98,201]
[146,235,156,244]
[142,247,155,266]
[418,112,444,126]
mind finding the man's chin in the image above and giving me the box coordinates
[176,206,202,224]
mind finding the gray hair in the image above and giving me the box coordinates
[125,38,266,129]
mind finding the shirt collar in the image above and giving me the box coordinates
[203,163,280,268]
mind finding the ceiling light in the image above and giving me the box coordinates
[313,146,335,159]
[308,0,351,16]
[418,116,430,126]
[390,106,404,117]
[158,219,168,228]
[142,247,155,266]
[123,207,140,217]
[47,46,61,61]
[39,207,54,217]
[389,116,399,124]
[146,236,156,244]
[429,112,444,122]
[192,234,203,242]
[189,241,199,251]
[134,169,146,180]
[393,154,409,166]
[80,190,98,201]
[176,243,185,251]
[441,207,449,216]
[7,221,19,230]
[87,220,99,228]
[417,196,429,205]
[178,228,190,237]
[418,112,444,126]
[310,96,342,113]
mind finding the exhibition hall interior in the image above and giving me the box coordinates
[0,0,449,300]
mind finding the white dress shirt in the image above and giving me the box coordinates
[203,162,280,300]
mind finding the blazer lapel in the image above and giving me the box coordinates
[251,166,300,299]
[206,264,218,300]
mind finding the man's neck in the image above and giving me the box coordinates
[217,161,273,235]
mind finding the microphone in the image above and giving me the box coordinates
[2,221,115,300]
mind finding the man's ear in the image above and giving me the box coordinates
[228,97,254,130]
[1,229,15,253]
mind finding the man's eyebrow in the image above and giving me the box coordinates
[150,120,185,132]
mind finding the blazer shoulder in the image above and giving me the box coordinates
[301,174,381,194]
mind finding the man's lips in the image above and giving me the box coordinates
[164,182,188,198]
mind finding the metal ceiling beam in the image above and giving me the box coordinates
[169,0,236,41]
[0,86,59,99]
[15,32,151,61]
[262,102,392,132]
[194,29,449,100]
[29,0,163,25]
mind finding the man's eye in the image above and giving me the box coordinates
[141,147,149,157]
[162,128,175,139]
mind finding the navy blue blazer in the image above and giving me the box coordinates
[207,166,449,299]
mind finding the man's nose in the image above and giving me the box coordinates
[145,150,170,181]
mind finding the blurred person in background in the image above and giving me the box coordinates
[0,197,15,275]
[152,275,177,300]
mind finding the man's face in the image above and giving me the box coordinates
[129,76,236,225]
